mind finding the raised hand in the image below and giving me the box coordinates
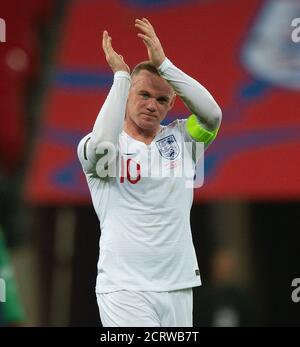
[102,31,130,73]
[135,18,166,67]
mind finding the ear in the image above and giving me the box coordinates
[168,93,176,110]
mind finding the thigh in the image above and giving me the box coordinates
[96,291,160,327]
[162,288,193,327]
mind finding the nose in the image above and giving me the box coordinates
[146,98,157,113]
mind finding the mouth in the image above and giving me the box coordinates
[141,113,157,119]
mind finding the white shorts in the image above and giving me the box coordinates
[96,288,193,327]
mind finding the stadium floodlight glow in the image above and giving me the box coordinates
[0,278,6,302]
[0,18,6,42]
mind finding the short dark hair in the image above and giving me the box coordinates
[131,61,160,78]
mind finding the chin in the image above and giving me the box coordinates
[138,120,157,131]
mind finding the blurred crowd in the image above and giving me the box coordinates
[0,0,55,326]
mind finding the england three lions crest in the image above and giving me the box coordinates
[156,135,180,160]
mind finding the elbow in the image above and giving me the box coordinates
[212,104,222,130]
[204,104,222,131]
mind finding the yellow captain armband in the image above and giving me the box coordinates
[186,114,219,146]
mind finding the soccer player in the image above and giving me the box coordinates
[77,18,222,327]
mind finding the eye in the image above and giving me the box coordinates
[157,98,168,104]
[140,92,150,99]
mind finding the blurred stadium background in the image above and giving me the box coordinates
[0,0,300,326]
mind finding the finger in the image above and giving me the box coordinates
[102,30,108,53]
[135,20,148,28]
[107,36,112,48]
[103,31,113,57]
[137,18,154,32]
[137,33,151,47]
[142,17,153,27]
[135,18,146,24]
[103,33,116,61]
[135,22,152,36]
[106,36,114,54]
[135,18,151,29]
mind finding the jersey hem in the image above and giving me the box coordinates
[95,281,202,294]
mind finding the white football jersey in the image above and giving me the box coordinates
[78,119,202,293]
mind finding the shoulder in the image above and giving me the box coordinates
[164,118,187,134]
[163,118,193,143]
[165,118,186,128]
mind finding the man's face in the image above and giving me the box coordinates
[126,70,175,132]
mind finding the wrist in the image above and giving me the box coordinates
[157,57,173,74]
[114,70,131,80]
[112,65,130,74]
[153,54,166,68]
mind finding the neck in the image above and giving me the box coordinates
[123,118,161,145]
